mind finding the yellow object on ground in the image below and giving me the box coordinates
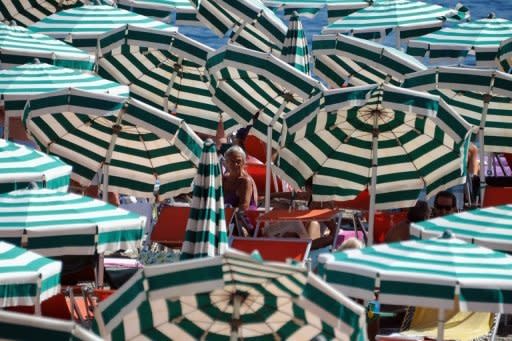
[401,306,493,341]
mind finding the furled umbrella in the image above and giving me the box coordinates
[264,0,370,23]
[23,88,203,201]
[407,15,512,68]
[278,84,472,245]
[115,0,200,25]
[497,36,512,72]
[97,25,238,137]
[180,139,228,260]
[0,0,87,27]
[0,310,102,340]
[29,5,177,52]
[312,33,427,87]
[0,22,94,70]
[94,249,367,340]
[281,11,311,75]
[402,66,512,203]
[318,232,512,340]
[0,138,72,193]
[411,204,512,253]
[0,61,128,138]
[322,0,460,49]
[189,0,287,54]
[207,43,324,211]
[0,241,61,314]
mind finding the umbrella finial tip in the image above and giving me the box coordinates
[441,230,453,239]
[250,250,263,262]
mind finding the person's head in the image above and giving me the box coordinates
[407,200,431,222]
[224,145,247,176]
[433,191,457,217]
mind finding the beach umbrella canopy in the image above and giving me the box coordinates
[0,0,87,27]
[312,33,427,88]
[322,0,457,48]
[318,232,512,314]
[0,241,61,310]
[0,138,71,194]
[115,0,199,25]
[97,25,238,137]
[407,16,512,68]
[281,11,311,75]
[264,0,370,23]
[189,0,287,54]
[29,5,177,51]
[402,66,512,201]
[207,43,324,210]
[411,204,512,253]
[497,37,512,72]
[0,189,145,257]
[94,249,367,341]
[23,88,203,201]
[0,22,94,70]
[180,139,228,260]
[0,310,102,341]
[279,84,472,244]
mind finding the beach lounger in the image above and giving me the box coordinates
[230,237,312,263]
[482,185,512,207]
[151,205,236,248]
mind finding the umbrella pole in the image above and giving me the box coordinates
[102,107,126,202]
[34,277,42,315]
[368,113,379,246]
[230,294,242,341]
[265,100,288,212]
[163,57,183,112]
[437,309,445,341]
[479,93,492,206]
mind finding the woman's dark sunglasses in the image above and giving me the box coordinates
[435,204,453,211]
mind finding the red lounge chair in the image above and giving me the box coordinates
[482,186,512,207]
[151,205,236,248]
[230,237,312,263]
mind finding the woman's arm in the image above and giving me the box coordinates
[236,176,253,210]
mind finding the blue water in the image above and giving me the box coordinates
[179,0,512,50]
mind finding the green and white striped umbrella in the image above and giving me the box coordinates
[0,22,94,70]
[318,232,512,314]
[0,310,102,341]
[279,84,472,244]
[0,189,145,257]
[29,5,177,51]
[407,16,512,68]
[189,0,287,54]
[497,37,512,72]
[0,241,61,309]
[411,204,512,253]
[402,67,512,201]
[180,139,228,260]
[97,25,238,136]
[312,33,426,88]
[264,0,370,23]
[281,11,311,75]
[116,0,200,25]
[24,88,203,201]
[322,0,455,48]
[94,249,367,341]
[0,0,87,27]
[0,138,71,194]
[0,62,128,119]
[207,43,324,210]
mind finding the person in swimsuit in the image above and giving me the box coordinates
[223,145,257,210]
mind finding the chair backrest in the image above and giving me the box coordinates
[230,237,311,263]
[150,205,191,248]
[482,186,512,207]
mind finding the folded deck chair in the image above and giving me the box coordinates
[482,185,512,207]
[230,237,312,264]
[378,305,500,341]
